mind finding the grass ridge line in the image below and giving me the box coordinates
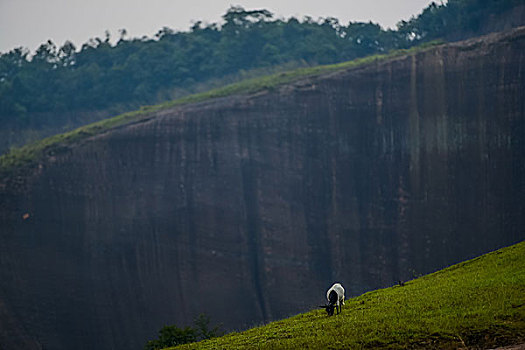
[0,41,443,179]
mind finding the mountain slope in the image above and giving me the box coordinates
[171,241,525,349]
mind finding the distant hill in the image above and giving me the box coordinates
[168,241,525,349]
[0,0,524,154]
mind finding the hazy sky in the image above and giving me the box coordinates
[0,0,437,54]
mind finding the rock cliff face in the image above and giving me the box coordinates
[1,28,524,350]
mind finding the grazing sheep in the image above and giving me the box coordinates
[320,283,345,316]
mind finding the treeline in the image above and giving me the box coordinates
[0,8,399,122]
[0,0,522,136]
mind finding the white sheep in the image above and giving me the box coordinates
[319,282,345,316]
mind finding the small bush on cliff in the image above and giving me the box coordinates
[144,314,223,350]
[193,313,224,340]
[144,325,197,350]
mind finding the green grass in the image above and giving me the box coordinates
[169,241,525,349]
[0,41,443,179]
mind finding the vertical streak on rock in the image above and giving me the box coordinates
[301,93,332,285]
[476,54,489,240]
[325,85,341,279]
[237,116,268,322]
[161,120,187,321]
[240,159,267,322]
[409,54,421,194]
[408,53,423,271]
[515,49,525,243]
[435,48,448,157]
[376,76,384,127]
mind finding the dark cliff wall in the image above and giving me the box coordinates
[1,28,524,350]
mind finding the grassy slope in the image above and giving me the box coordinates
[169,241,525,349]
[0,41,442,179]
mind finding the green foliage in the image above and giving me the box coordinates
[170,241,525,349]
[397,0,522,42]
[144,325,197,350]
[144,314,223,350]
[193,314,224,340]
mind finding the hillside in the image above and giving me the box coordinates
[170,241,525,349]
[0,27,524,350]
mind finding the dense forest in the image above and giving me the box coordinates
[0,0,523,153]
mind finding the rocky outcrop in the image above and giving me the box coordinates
[0,28,524,350]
